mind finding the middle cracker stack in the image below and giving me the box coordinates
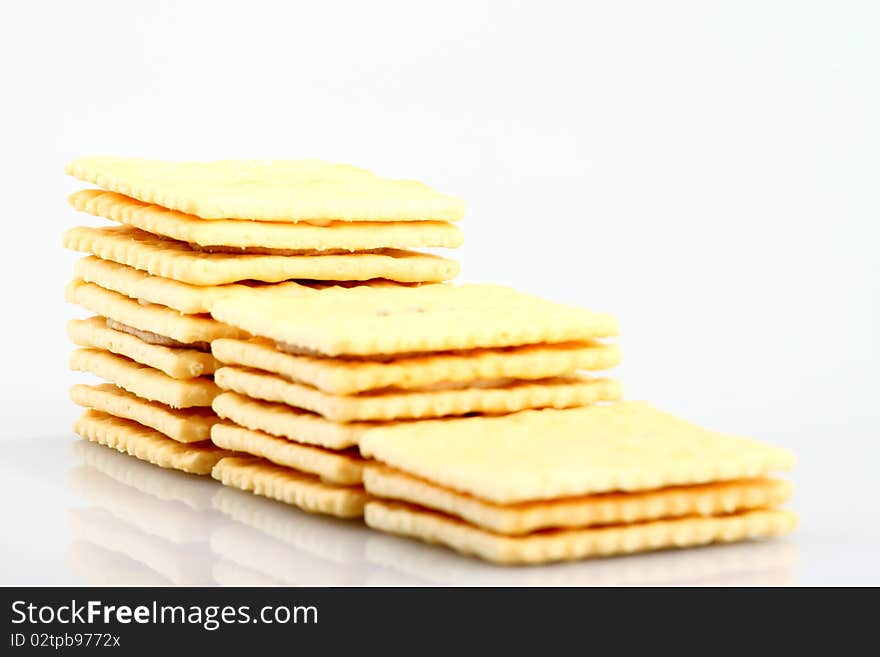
[207,284,624,519]
[63,157,465,480]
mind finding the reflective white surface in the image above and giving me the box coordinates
[5,435,864,587]
[1,1,878,586]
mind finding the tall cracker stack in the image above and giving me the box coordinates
[63,156,797,565]
[63,157,463,482]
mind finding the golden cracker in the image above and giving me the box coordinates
[365,502,798,565]
[66,279,244,344]
[212,337,621,395]
[73,410,227,475]
[211,422,364,485]
[212,392,368,449]
[63,225,459,285]
[210,283,618,356]
[215,366,622,422]
[211,456,368,518]
[364,465,793,535]
[73,256,313,314]
[360,402,796,504]
[70,189,463,250]
[70,348,219,408]
[71,383,217,443]
[65,157,465,222]
[68,317,219,379]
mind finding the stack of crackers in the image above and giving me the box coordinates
[63,156,797,565]
[206,283,623,519]
[64,157,463,480]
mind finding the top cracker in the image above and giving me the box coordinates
[65,157,466,223]
[359,402,796,504]
[210,284,618,356]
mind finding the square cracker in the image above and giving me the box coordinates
[66,279,244,345]
[63,225,459,285]
[212,392,369,449]
[210,284,618,356]
[215,365,623,422]
[211,456,368,518]
[212,337,621,395]
[68,317,220,379]
[359,402,796,504]
[365,501,798,565]
[65,157,466,222]
[74,257,309,314]
[70,348,219,408]
[70,189,464,250]
[71,383,218,443]
[211,422,364,485]
[364,464,793,535]
[73,410,228,475]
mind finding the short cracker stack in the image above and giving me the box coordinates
[360,403,797,564]
[64,157,464,485]
[206,283,622,519]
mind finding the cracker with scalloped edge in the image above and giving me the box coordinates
[73,410,227,475]
[71,384,217,443]
[68,317,220,379]
[364,464,793,535]
[212,392,369,449]
[63,226,459,285]
[74,257,310,314]
[70,349,219,408]
[65,156,465,222]
[215,365,622,422]
[70,189,464,250]
[212,337,620,395]
[365,502,798,565]
[359,402,796,504]
[211,423,364,485]
[210,283,618,356]
[211,456,368,518]
[66,279,244,345]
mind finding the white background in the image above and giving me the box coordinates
[0,0,877,585]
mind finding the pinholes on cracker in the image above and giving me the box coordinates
[65,157,466,222]
[359,402,796,503]
[210,283,618,356]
